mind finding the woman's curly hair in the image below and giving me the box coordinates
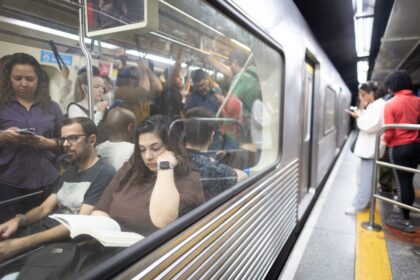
[0,53,52,110]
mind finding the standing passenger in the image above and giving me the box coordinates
[345,82,386,214]
[382,71,420,232]
[227,48,262,143]
[0,53,63,222]
[67,72,108,126]
[185,69,221,114]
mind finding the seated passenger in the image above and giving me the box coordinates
[185,107,248,200]
[96,107,136,170]
[0,117,115,261]
[92,115,204,236]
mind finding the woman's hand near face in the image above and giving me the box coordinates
[95,100,109,113]
[156,150,178,167]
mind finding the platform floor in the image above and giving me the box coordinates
[280,133,420,280]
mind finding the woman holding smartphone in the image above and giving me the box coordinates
[0,53,63,222]
[345,81,386,215]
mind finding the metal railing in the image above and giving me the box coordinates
[362,124,420,231]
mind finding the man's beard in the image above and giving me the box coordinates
[66,149,87,165]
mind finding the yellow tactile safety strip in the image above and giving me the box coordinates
[355,207,392,280]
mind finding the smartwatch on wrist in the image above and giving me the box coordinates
[157,161,174,171]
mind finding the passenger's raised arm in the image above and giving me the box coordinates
[93,115,204,236]
[149,151,180,228]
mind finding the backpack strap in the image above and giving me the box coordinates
[67,102,90,116]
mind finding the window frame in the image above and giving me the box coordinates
[323,85,337,135]
[78,0,286,278]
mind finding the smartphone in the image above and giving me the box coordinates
[17,128,37,136]
[349,106,358,112]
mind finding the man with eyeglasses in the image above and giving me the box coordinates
[0,117,115,261]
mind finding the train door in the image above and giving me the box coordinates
[300,62,315,199]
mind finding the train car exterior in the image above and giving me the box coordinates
[0,0,351,278]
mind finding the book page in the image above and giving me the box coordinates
[91,230,144,247]
[49,214,144,247]
[49,214,121,238]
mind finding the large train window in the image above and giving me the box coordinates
[0,0,282,275]
[323,86,336,134]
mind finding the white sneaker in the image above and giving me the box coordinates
[345,206,365,215]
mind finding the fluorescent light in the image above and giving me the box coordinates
[145,54,175,65]
[357,60,369,83]
[230,39,251,51]
[126,50,146,57]
[354,15,373,57]
[0,15,118,50]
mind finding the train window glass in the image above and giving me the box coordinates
[0,0,282,275]
[323,87,336,134]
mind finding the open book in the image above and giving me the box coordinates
[49,214,143,247]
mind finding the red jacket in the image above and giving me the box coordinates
[384,90,420,146]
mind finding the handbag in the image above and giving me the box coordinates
[350,130,359,153]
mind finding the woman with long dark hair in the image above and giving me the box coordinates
[345,81,386,214]
[0,53,63,221]
[383,71,420,233]
[92,115,204,235]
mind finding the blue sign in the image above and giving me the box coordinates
[40,50,73,66]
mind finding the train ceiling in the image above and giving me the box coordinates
[0,0,241,70]
[294,0,358,94]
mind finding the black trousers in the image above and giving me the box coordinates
[388,142,420,220]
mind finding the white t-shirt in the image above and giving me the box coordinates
[96,141,134,170]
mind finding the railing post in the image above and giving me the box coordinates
[361,126,383,231]
[362,123,420,231]
[78,0,94,120]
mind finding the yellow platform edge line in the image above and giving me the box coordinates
[355,207,392,280]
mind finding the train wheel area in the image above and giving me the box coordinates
[279,132,420,280]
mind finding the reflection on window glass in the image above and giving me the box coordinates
[0,0,282,275]
[324,87,336,134]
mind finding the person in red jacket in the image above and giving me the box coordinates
[383,70,420,233]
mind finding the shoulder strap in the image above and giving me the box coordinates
[67,102,89,115]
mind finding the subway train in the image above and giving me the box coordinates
[0,0,351,278]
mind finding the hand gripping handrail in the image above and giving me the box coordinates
[362,123,420,231]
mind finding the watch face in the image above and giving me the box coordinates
[159,161,171,170]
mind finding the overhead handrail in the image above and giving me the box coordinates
[362,123,420,231]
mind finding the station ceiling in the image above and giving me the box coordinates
[293,0,397,96]
[293,0,358,94]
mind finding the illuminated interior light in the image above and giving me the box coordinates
[357,60,369,83]
[145,54,176,65]
[230,39,251,51]
[0,15,118,49]
[159,0,225,37]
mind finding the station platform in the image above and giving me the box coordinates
[279,133,420,280]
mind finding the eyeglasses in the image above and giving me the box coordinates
[60,135,87,144]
